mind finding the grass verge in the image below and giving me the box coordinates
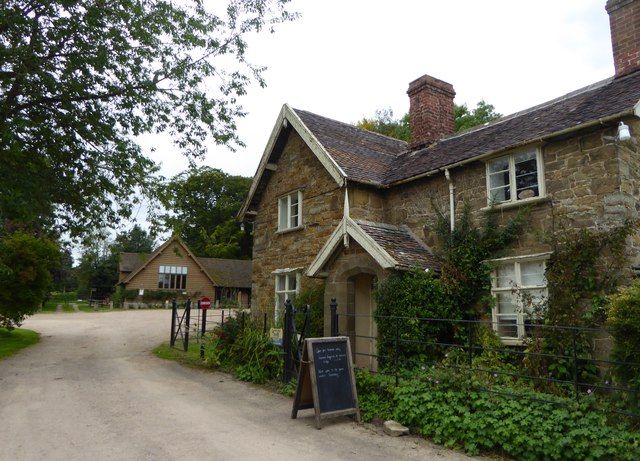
[0,328,40,360]
[153,342,207,368]
[152,341,295,396]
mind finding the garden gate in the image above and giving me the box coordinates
[169,298,191,351]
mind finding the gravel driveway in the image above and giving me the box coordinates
[0,310,479,460]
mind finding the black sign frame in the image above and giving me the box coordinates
[291,336,361,429]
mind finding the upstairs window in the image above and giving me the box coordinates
[158,265,188,290]
[278,191,302,231]
[491,258,547,341]
[487,148,544,205]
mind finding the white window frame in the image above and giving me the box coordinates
[490,255,549,344]
[277,190,303,232]
[274,271,300,323]
[485,147,545,207]
[158,265,188,290]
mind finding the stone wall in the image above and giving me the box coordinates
[383,123,640,262]
[348,185,385,222]
[251,129,343,315]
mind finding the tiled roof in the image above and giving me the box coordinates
[197,258,252,289]
[295,71,640,186]
[294,109,407,185]
[356,220,440,270]
[386,71,640,183]
[119,252,149,273]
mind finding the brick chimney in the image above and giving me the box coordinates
[407,74,456,149]
[606,0,640,77]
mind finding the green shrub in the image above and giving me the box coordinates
[214,315,245,349]
[293,284,324,338]
[358,367,640,460]
[49,291,78,303]
[0,232,59,328]
[205,317,282,384]
[355,369,395,421]
[375,269,456,368]
[227,328,281,383]
[608,281,640,390]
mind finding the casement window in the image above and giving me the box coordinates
[158,265,188,290]
[486,148,544,205]
[490,258,547,342]
[277,191,302,231]
[274,272,299,321]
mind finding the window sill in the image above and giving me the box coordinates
[481,195,549,212]
[499,337,525,346]
[276,225,304,235]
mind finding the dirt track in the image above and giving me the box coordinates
[0,310,478,460]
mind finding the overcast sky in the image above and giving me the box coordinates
[139,0,613,183]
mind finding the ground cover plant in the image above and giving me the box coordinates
[0,328,40,360]
[368,209,640,459]
[356,366,640,460]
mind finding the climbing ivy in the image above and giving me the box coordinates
[523,220,636,387]
[374,205,527,366]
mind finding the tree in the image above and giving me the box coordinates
[75,226,155,299]
[76,235,118,299]
[356,101,502,141]
[454,100,502,132]
[0,232,59,328]
[356,109,410,141]
[158,166,252,258]
[112,225,155,254]
[0,0,296,237]
[51,246,76,292]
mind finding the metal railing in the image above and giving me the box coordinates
[330,303,640,421]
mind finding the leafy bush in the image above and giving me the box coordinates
[375,269,454,367]
[358,367,640,460]
[0,232,59,328]
[608,281,640,390]
[49,291,78,303]
[355,369,395,421]
[396,377,640,460]
[522,222,634,390]
[205,316,282,384]
[293,284,324,338]
[374,205,526,369]
[142,290,193,302]
[227,327,281,383]
[214,315,245,349]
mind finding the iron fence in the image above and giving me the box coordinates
[170,298,267,354]
[330,306,640,421]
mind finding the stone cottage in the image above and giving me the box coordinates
[118,236,252,308]
[238,0,640,363]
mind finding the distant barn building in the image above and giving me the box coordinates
[118,236,251,307]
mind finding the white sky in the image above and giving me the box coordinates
[141,0,614,182]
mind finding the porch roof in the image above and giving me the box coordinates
[306,217,440,277]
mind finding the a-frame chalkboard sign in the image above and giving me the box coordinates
[291,337,361,429]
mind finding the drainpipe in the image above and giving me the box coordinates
[444,169,455,231]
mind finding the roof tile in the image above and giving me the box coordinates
[356,220,440,270]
